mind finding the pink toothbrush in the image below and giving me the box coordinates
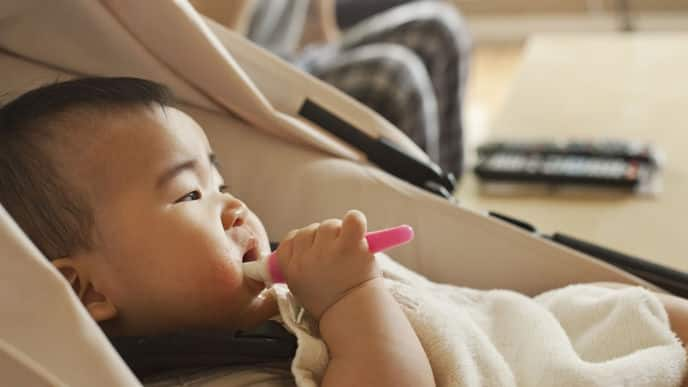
[243,225,414,284]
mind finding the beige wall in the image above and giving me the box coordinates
[624,0,688,12]
[451,1,587,14]
[451,0,688,15]
[449,0,688,42]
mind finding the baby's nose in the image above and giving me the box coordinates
[222,199,247,229]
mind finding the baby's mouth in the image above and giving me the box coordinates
[242,239,258,262]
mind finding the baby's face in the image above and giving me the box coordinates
[81,105,275,335]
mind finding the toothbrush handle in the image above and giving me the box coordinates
[365,225,414,254]
[267,225,414,284]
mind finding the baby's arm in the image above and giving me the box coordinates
[275,210,435,387]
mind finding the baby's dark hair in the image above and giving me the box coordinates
[0,77,174,260]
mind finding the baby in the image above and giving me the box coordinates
[0,77,432,386]
[1,77,686,387]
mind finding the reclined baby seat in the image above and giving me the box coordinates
[1,1,686,385]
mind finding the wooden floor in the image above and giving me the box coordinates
[454,34,688,271]
[462,42,524,170]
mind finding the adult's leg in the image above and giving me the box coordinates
[335,0,412,29]
[301,43,442,163]
[337,1,472,177]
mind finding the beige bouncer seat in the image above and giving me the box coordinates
[0,1,657,385]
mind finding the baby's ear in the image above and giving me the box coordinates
[52,258,118,322]
[52,258,84,296]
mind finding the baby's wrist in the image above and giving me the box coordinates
[318,277,386,328]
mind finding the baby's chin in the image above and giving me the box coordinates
[236,288,279,329]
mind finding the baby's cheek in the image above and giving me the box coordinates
[200,256,244,295]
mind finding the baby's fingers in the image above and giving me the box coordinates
[314,219,342,249]
[274,227,303,275]
[292,223,320,258]
[339,210,367,246]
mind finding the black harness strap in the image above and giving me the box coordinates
[298,99,456,198]
[109,320,296,379]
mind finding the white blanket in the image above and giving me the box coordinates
[275,254,686,386]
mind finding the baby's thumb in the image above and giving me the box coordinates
[340,209,367,244]
[274,231,296,278]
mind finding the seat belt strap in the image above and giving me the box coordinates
[299,99,456,198]
[109,320,296,379]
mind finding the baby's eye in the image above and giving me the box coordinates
[175,190,201,203]
[219,184,229,193]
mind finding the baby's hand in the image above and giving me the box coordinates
[275,210,381,319]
